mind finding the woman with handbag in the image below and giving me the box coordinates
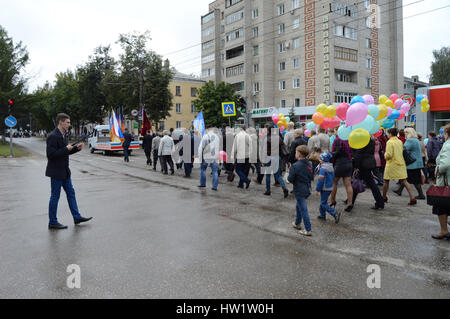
[394,128,425,200]
[351,137,385,210]
[329,136,354,212]
[382,128,417,205]
[429,124,450,240]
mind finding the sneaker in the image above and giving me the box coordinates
[283,188,289,198]
[292,221,302,230]
[263,191,271,196]
[298,230,312,237]
[334,209,342,224]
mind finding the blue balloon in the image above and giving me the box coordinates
[382,119,395,129]
[416,94,424,103]
[440,129,444,134]
[337,125,352,141]
[353,115,376,131]
[424,138,429,146]
[350,96,365,105]
[369,120,380,135]
[306,122,316,131]
[367,104,380,120]
[388,110,400,120]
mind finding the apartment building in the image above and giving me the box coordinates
[201,0,404,124]
[160,72,205,131]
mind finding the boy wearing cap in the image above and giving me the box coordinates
[315,152,342,223]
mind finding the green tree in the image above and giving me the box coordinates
[430,46,450,86]
[192,81,241,127]
[116,31,173,127]
[28,83,56,131]
[0,25,29,138]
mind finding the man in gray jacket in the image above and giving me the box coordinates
[151,132,161,171]
[158,130,175,175]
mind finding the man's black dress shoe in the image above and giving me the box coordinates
[74,217,93,225]
[49,223,68,230]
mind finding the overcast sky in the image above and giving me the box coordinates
[1,0,449,92]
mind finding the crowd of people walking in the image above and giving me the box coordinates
[135,123,450,239]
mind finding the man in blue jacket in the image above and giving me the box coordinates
[46,113,92,229]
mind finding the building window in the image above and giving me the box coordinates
[252,8,259,19]
[278,4,285,15]
[332,2,356,17]
[202,12,214,25]
[176,121,182,129]
[335,91,357,104]
[253,27,259,38]
[176,86,181,96]
[293,17,300,29]
[366,57,372,69]
[280,99,286,107]
[253,63,259,73]
[366,38,371,49]
[278,23,285,34]
[365,17,370,28]
[253,45,259,56]
[232,81,245,92]
[202,39,215,51]
[279,61,286,72]
[292,0,300,10]
[279,80,286,91]
[226,28,243,42]
[253,82,260,93]
[225,0,243,8]
[253,101,260,109]
[279,42,286,53]
[364,0,370,8]
[226,9,244,25]
[366,77,372,89]
[293,78,300,88]
[191,88,197,97]
[334,46,358,62]
[293,57,300,68]
[293,37,300,49]
[295,98,301,107]
[191,104,196,113]
[159,121,165,130]
[176,103,182,113]
[201,68,215,77]
[334,24,357,40]
[202,53,215,64]
[226,63,244,77]
[202,26,215,37]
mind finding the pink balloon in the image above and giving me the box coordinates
[394,99,403,109]
[273,115,279,124]
[423,95,428,100]
[386,107,393,117]
[390,94,398,103]
[346,102,368,127]
[304,129,311,137]
[401,103,410,114]
[321,118,332,129]
[336,103,350,121]
[363,95,374,105]
[398,110,406,120]
[374,130,383,138]
[330,117,341,128]
[280,127,285,133]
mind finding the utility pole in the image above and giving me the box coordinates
[139,56,144,138]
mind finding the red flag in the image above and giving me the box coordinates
[141,110,152,136]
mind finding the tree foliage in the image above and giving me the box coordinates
[192,81,241,127]
[430,46,450,86]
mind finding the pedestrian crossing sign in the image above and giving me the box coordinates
[222,102,236,117]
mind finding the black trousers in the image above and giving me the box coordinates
[160,155,174,173]
[353,168,384,208]
[145,150,152,165]
[152,151,159,170]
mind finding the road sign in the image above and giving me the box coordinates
[222,102,236,117]
[131,109,138,116]
[5,116,17,128]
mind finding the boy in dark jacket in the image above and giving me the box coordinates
[288,145,313,236]
[315,152,341,223]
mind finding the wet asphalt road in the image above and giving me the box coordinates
[0,137,449,299]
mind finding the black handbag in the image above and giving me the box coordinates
[403,149,416,166]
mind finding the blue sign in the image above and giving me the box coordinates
[5,116,17,128]
[411,114,416,123]
[222,102,236,117]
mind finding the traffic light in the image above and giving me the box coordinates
[8,99,15,114]
[239,97,247,114]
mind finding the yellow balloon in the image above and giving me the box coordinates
[385,99,394,108]
[379,95,388,104]
[377,104,388,121]
[421,98,429,108]
[324,105,337,118]
[316,104,328,115]
[278,113,284,118]
[349,129,370,149]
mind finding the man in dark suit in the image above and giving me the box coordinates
[123,128,132,162]
[142,130,153,166]
[46,113,92,229]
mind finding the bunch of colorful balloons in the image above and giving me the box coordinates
[272,113,294,135]
[312,104,341,130]
[416,94,430,113]
[332,93,413,149]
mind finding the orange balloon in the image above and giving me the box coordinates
[313,112,325,125]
